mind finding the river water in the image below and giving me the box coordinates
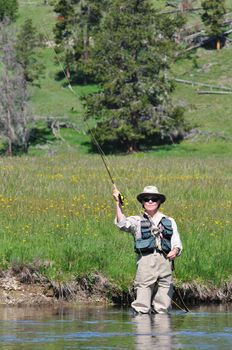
[0,304,232,350]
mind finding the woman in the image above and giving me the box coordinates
[113,185,182,314]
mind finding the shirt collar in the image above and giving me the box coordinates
[143,211,164,226]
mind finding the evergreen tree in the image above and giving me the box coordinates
[0,0,18,21]
[53,0,73,46]
[16,18,45,83]
[53,0,107,83]
[85,0,186,152]
[201,0,227,49]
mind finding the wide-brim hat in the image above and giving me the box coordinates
[137,185,166,203]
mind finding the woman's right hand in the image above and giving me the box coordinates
[112,185,121,203]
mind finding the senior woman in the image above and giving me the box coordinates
[113,185,182,314]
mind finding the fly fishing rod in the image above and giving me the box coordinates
[87,125,124,206]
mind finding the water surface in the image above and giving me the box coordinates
[0,304,232,349]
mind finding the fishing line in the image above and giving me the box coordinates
[173,285,190,313]
[171,297,189,313]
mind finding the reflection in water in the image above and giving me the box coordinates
[133,313,171,350]
[0,305,232,350]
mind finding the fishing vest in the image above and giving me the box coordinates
[134,216,173,254]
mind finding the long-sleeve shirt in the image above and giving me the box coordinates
[114,210,182,254]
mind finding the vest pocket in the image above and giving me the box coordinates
[160,218,173,253]
[134,236,155,254]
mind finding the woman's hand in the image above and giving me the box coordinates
[112,185,121,203]
[166,247,179,260]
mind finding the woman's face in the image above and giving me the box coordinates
[142,197,160,213]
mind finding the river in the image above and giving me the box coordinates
[0,304,232,349]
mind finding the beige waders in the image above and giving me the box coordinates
[131,251,173,314]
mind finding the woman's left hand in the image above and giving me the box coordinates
[166,248,178,260]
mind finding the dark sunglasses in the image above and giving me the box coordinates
[143,197,160,203]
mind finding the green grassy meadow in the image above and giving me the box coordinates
[0,1,231,292]
[0,153,231,290]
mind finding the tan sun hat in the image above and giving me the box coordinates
[137,185,166,203]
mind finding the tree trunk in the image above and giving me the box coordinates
[127,146,134,153]
[83,6,90,61]
[216,38,221,50]
[6,138,12,156]
[6,110,14,156]
[66,67,71,80]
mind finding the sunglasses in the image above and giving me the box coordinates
[143,197,160,203]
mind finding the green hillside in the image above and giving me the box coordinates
[15,0,232,157]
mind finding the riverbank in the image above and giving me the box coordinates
[0,268,112,306]
[1,268,232,307]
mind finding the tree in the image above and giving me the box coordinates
[201,0,227,49]
[0,0,18,21]
[53,0,107,83]
[16,18,45,83]
[84,0,187,152]
[0,21,29,155]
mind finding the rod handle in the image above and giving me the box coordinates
[118,193,124,206]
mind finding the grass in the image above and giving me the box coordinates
[171,47,232,133]
[0,152,231,289]
[141,140,232,158]
[17,0,56,33]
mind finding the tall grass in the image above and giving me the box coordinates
[0,152,231,289]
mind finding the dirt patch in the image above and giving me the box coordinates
[0,268,119,306]
[0,270,52,306]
